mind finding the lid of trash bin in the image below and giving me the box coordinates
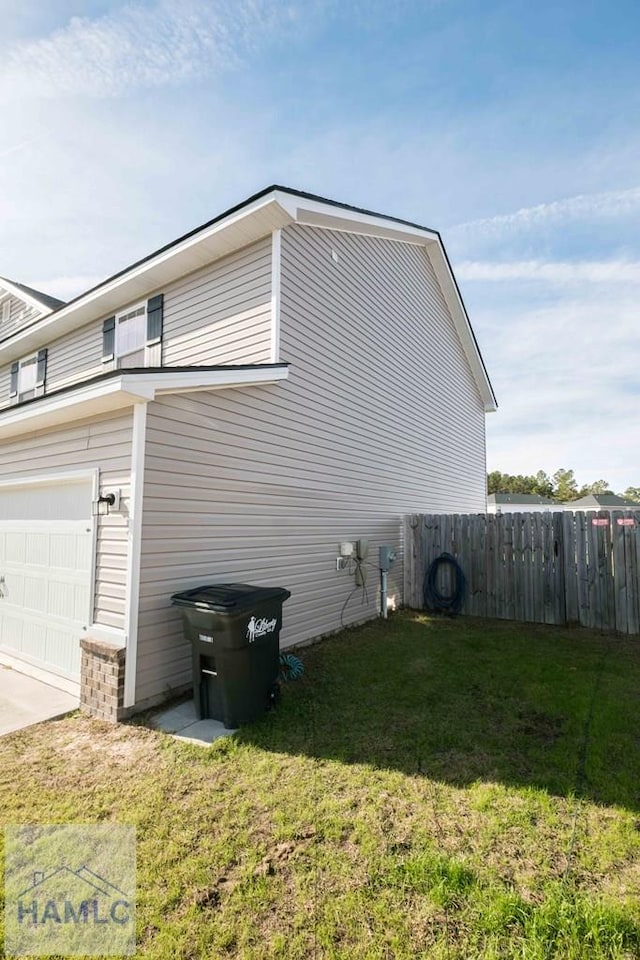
[171,582,291,612]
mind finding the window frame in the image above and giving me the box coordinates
[16,353,38,401]
[114,302,147,365]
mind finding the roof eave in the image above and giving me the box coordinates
[0,364,290,440]
[0,277,53,318]
[0,193,295,364]
[0,185,496,411]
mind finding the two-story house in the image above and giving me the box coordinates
[0,186,496,720]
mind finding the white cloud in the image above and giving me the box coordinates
[0,0,291,100]
[474,283,640,491]
[452,185,640,239]
[457,259,640,284]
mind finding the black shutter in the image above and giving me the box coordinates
[146,294,163,346]
[102,316,116,361]
[9,361,18,398]
[35,348,48,388]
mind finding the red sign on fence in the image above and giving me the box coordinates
[592,518,609,526]
[617,518,636,526]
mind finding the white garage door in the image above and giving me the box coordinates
[0,477,94,692]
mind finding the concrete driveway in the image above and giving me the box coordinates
[0,666,78,736]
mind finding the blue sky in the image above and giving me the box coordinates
[1,0,639,490]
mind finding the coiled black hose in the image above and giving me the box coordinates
[423,552,466,616]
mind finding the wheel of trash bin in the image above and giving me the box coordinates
[268,681,281,708]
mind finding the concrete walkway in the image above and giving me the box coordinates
[0,666,78,736]
[150,698,237,746]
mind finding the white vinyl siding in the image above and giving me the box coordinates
[0,411,133,632]
[43,321,105,394]
[134,224,486,704]
[161,238,272,366]
[0,296,42,339]
[0,367,10,408]
[0,238,273,412]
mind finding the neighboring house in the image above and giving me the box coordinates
[561,493,640,511]
[487,493,564,514]
[0,186,496,719]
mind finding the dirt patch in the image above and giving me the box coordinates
[59,720,159,765]
[0,714,164,791]
[516,708,565,745]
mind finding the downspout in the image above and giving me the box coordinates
[123,401,147,708]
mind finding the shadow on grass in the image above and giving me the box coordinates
[239,612,640,812]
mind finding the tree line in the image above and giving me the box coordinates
[487,468,640,503]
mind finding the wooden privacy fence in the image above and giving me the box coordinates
[404,511,640,635]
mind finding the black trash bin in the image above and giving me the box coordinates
[171,583,291,728]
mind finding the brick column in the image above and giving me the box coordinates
[80,638,127,722]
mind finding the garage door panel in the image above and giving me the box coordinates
[23,577,46,614]
[25,533,48,565]
[0,481,93,684]
[6,533,25,564]
[46,625,81,677]
[51,533,87,570]
[48,580,76,620]
[21,619,43,660]
[5,573,25,606]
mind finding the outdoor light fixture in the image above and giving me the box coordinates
[92,492,119,517]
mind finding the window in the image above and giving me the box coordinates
[10,350,47,403]
[16,355,37,400]
[102,295,163,367]
[116,304,146,367]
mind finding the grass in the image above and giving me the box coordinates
[1,611,640,958]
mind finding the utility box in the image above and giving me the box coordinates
[379,545,397,572]
[171,583,291,728]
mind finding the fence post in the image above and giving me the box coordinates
[562,511,577,625]
[552,511,566,625]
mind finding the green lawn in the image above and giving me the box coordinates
[1,611,639,958]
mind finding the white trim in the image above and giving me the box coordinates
[87,623,126,646]
[0,468,97,491]
[0,278,53,318]
[425,246,497,412]
[283,201,439,246]
[140,366,289,395]
[270,229,282,363]
[123,403,147,708]
[0,366,289,441]
[88,470,100,640]
[12,352,38,402]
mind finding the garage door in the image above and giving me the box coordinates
[0,477,94,692]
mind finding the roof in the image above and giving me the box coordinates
[5,278,66,311]
[488,493,557,505]
[0,276,66,314]
[569,493,640,507]
[0,186,497,411]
